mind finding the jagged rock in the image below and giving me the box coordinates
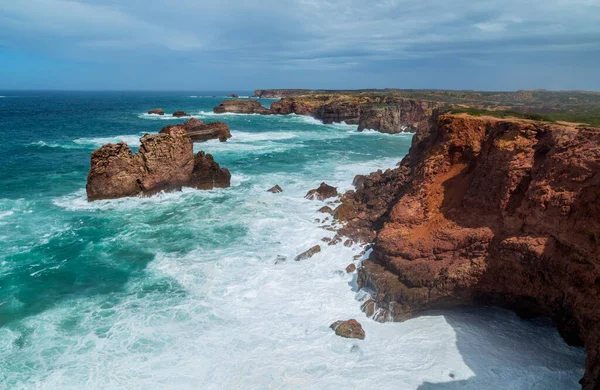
[318,206,333,214]
[294,245,321,261]
[173,111,189,117]
[305,182,338,201]
[160,118,231,143]
[345,264,356,273]
[343,113,600,388]
[86,128,230,201]
[148,108,164,115]
[214,100,270,114]
[329,319,365,340]
[267,185,283,193]
[228,93,238,98]
[328,235,342,246]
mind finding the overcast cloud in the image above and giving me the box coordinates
[1,0,599,90]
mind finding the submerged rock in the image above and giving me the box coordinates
[214,100,270,114]
[330,319,365,340]
[86,128,230,201]
[267,185,283,193]
[148,108,164,115]
[160,118,231,143]
[294,245,321,261]
[305,182,338,201]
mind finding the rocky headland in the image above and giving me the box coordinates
[327,112,599,388]
[86,127,230,201]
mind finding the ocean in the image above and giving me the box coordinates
[0,91,586,389]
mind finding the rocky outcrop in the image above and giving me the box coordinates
[267,185,283,193]
[294,245,321,261]
[173,111,189,117]
[214,100,270,115]
[227,93,239,98]
[336,113,599,388]
[160,118,231,142]
[305,182,338,200]
[148,108,164,115]
[86,128,230,201]
[330,319,365,340]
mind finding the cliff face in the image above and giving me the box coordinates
[217,96,439,134]
[86,128,230,201]
[336,113,600,388]
[358,100,443,133]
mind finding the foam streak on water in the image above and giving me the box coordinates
[0,93,585,389]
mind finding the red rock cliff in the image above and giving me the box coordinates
[337,114,599,388]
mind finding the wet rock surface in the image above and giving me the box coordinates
[294,245,321,261]
[329,319,365,340]
[267,185,283,193]
[148,108,164,115]
[305,182,338,201]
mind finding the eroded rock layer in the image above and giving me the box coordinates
[160,118,231,142]
[86,128,230,201]
[337,113,599,388]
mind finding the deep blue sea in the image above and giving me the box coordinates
[0,91,586,389]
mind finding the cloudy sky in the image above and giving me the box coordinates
[1,0,599,91]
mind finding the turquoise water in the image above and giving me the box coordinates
[0,92,586,389]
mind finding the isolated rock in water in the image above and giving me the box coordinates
[305,182,338,200]
[214,99,270,115]
[267,185,283,193]
[148,108,164,115]
[228,93,238,98]
[318,206,333,214]
[330,319,365,340]
[294,245,321,261]
[345,264,356,273]
[172,111,189,117]
[86,128,230,201]
[160,118,231,142]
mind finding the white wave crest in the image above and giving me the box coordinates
[73,134,143,148]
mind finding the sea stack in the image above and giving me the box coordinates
[86,128,230,201]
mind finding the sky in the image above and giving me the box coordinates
[0,0,599,91]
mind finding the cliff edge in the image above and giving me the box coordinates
[336,113,599,388]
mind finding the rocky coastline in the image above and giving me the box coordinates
[215,95,441,134]
[326,112,599,388]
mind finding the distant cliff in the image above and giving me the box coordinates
[217,95,442,134]
[334,113,600,389]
